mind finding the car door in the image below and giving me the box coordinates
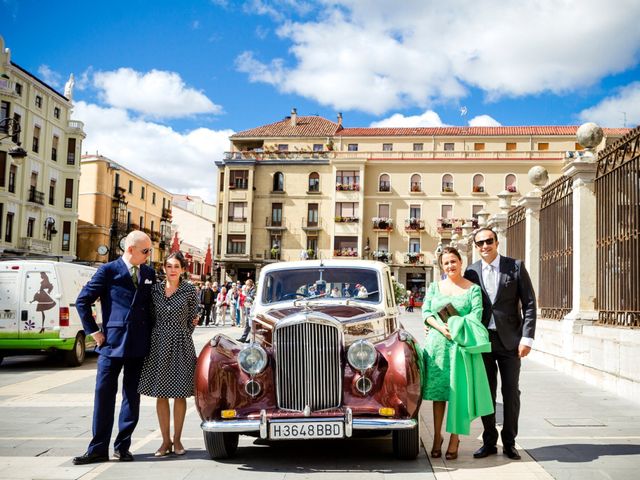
[0,270,19,337]
[22,267,59,337]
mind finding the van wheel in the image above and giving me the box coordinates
[64,333,86,367]
[204,431,238,459]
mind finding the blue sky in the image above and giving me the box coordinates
[2,0,640,200]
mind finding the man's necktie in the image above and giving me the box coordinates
[131,266,139,288]
[485,265,497,303]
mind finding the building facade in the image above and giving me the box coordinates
[215,110,627,298]
[0,36,85,260]
[77,155,172,269]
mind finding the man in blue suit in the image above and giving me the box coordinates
[73,231,156,465]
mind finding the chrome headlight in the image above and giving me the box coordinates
[347,340,377,371]
[238,344,268,375]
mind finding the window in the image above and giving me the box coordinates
[382,143,393,151]
[8,165,16,193]
[226,235,246,254]
[51,135,58,161]
[442,174,454,192]
[347,144,358,152]
[409,204,421,219]
[15,83,22,96]
[27,217,35,238]
[141,186,145,199]
[538,142,549,151]
[67,138,76,164]
[53,106,60,119]
[35,95,43,108]
[307,203,318,226]
[230,170,249,189]
[217,235,222,255]
[506,142,517,151]
[62,221,71,251]
[413,143,423,151]
[306,236,318,255]
[409,238,420,253]
[334,236,358,256]
[308,172,320,192]
[228,202,247,222]
[64,179,73,208]
[474,142,485,151]
[335,202,359,220]
[11,113,21,143]
[152,192,156,204]
[219,171,225,192]
[313,144,323,151]
[444,142,454,151]
[378,204,390,218]
[336,170,360,190]
[410,174,421,192]
[0,151,5,187]
[49,179,56,205]
[0,102,9,132]
[218,204,223,223]
[505,174,517,193]
[139,216,144,229]
[271,203,283,226]
[379,174,390,192]
[127,211,132,228]
[128,180,133,193]
[0,204,3,238]
[273,172,284,192]
[472,204,483,218]
[378,237,389,252]
[32,125,40,152]
[441,204,453,219]
[277,144,288,152]
[472,174,485,192]
[5,212,14,242]
[114,173,120,190]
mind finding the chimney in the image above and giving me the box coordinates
[337,112,343,127]
[290,108,297,127]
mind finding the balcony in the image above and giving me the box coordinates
[472,185,485,193]
[113,186,126,199]
[224,150,331,161]
[437,218,469,234]
[228,180,249,190]
[266,217,286,230]
[410,182,422,193]
[162,207,172,220]
[335,183,360,191]
[302,217,322,231]
[28,187,45,205]
[334,248,358,257]
[150,231,161,242]
[442,182,454,193]
[228,216,247,223]
[372,251,391,263]
[378,182,391,192]
[506,185,518,193]
[19,237,51,254]
[0,78,19,98]
[67,120,85,135]
[334,216,359,223]
[404,252,424,265]
[372,217,393,231]
[404,219,425,231]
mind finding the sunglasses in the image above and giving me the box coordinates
[137,247,153,255]
[475,238,495,247]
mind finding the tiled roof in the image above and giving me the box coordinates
[232,116,340,138]
[336,126,630,137]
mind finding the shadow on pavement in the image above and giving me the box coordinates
[527,443,640,463]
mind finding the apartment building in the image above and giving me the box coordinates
[215,109,628,300]
[0,36,85,260]
[77,155,173,269]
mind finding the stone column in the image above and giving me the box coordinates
[519,194,542,295]
[487,191,514,256]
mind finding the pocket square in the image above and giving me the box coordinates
[144,279,153,284]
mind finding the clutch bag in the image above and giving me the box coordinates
[437,303,458,323]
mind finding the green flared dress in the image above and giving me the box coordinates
[421,282,494,435]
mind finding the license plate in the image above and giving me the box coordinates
[269,420,344,440]
[0,312,15,319]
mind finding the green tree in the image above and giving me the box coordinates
[392,278,407,306]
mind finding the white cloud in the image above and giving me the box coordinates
[236,0,640,114]
[191,20,201,29]
[243,0,314,21]
[74,101,232,202]
[370,110,448,127]
[93,68,222,118]
[37,65,62,88]
[468,115,502,127]
[578,82,640,128]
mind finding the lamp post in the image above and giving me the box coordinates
[0,117,28,163]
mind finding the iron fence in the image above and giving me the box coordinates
[595,126,640,327]
[506,205,526,262]
[539,175,573,319]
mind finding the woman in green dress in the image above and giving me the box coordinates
[422,247,493,460]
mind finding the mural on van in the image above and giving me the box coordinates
[28,272,57,333]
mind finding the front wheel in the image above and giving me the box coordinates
[204,431,239,459]
[64,333,86,367]
[392,423,420,460]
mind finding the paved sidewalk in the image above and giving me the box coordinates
[401,309,640,480]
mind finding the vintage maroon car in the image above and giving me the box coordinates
[195,260,422,459]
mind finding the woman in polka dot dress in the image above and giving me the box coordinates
[138,252,199,457]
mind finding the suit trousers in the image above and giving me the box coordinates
[88,355,144,455]
[202,304,213,325]
[481,330,521,448]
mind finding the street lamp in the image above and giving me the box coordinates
[0,117,28,163]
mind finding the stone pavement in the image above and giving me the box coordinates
[401,309,640,480]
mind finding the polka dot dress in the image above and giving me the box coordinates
[138,280,199,398]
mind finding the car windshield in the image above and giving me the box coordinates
[261,267,381,304]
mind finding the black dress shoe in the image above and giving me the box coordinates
[72,452,109,465]
[503,445,521,460]
[236,337,247,343]
[113,450,134,462]
[473,444,498,458]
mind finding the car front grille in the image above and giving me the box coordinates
[274,320,342,411]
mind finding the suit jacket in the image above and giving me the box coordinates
[464,256,536,351]
[76,258,156,358]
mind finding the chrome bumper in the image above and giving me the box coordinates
[200,408,417,439]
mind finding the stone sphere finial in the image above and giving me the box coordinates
[528,166,549,189]
[576,122,604,149]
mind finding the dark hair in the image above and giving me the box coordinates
[165,252,187,269]
[438,246,462,267]
[473,227,498,242]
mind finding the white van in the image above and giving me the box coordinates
[0,260,100,366]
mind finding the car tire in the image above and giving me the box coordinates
[64,333,86,367]
[392,422,419,460]
[204,431,239,459]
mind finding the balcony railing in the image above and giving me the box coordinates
[334,248,358,257]
[404,219,425,231]
[335,216,359,223]
[162,207,172,220]
[404,252,424,265]
[28,187,45,205]
[302,217,322,230]
[19,237,51,253]
[224,150,331,161]
[228,216,247,223]
[266,216,285,229]
[442,182,454,193]
[410,182,422,192]
[372,251,391,263]
[379,182,391,192]
[372,218,393,231]
[228,179,249,190]
[335,183,360,191]
[472,185,485,193]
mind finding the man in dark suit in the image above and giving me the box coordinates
[464,227,536,460]
[73,231,156,465]
[199,281,215,326]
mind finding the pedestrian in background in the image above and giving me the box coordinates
[73,231,155,465]
[237,279,255,343]
[214,286,228,326]
[138,252,199,457]
[199,281,215,326]
[464,227,536,461]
